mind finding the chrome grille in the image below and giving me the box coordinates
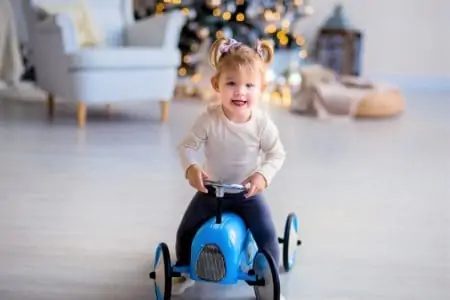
[195,244,226,282]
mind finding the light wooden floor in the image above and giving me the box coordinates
[0,92,449,300]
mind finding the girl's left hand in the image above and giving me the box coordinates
[241,172,267,198]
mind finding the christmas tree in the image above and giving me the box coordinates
[134,0,313,78]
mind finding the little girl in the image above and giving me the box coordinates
[174,38,287,298]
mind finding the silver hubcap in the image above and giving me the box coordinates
[155,253,166,296]
[288,221,298,265]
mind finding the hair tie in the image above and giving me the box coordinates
[254,41,265,59]
[218,38,242,56]
[214,38,267,64]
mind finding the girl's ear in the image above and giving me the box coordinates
[211,75,219,92]
[261,81,267,92]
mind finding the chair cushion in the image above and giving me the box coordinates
[67,48,180,70]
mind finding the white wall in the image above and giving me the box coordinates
[297,0,450,82]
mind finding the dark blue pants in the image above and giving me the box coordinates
[175,187,279,267]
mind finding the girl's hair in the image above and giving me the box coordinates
[208,38,274,78]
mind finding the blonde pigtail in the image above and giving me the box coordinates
[208,38,227,69]
[258,40,274,65]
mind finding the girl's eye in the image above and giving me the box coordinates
[226,81,235,86]
[246,83,255,88]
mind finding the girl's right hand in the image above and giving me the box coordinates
[186,164,209,193]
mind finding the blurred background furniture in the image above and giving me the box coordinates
[291,64,405,119]
[0,0,24,87]
[22,0,185,127]
[313,4,363,76]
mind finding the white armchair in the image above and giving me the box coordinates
[22,0,185,127]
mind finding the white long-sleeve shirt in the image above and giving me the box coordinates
[177,104,286,186]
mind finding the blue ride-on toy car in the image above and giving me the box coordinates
[149,180,301,300]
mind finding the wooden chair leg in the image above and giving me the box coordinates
[159,100,170,122]
[77,102,87,128]
[47,93,55,118]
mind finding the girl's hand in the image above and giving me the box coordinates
[186,164,209,193]
[241,172,267,198]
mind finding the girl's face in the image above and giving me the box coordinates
[214,67,264,123]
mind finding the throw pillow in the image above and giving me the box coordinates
[37,0,103,47]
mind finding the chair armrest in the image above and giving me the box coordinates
[125,10,186,49]
[35,13,79,53]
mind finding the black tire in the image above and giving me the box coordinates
[282,213,299,272]
[151,242,172,300]
[253,249,281,300]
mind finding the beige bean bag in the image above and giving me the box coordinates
[292,65,405,119]
[355,89,405,118]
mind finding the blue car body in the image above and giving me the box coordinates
[173,212,258,284]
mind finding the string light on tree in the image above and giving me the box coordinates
[136,0,314,78]
[207,0,222,8]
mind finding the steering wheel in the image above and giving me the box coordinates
[203,180,247,225]
[204,180,247,192]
